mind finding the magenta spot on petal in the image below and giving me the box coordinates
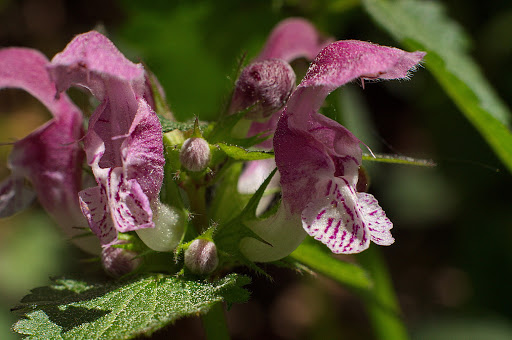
[342,201,354,221]
[360,230,367,245]
[326,180,333,196]
[316,209,326,220]
[338,230,347,248]
[329,220,341,239]
[323,217,334,233]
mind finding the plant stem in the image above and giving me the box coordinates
[357,246,409,340]
[201,302,230,340]
[186,183,209,233]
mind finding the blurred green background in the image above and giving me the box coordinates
[1,0,511,339]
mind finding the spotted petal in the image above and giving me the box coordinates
[301,177,394,253]
[302,178,370,254]
[357,192,394,245]
[79,185,116,245]
[107,168,153,233]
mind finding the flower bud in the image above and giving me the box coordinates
[230,59,296,119]
[179,137,211,172]
[136,202,186,252]
[184,239,219,275]
[101,244,141,277]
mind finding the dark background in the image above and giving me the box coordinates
[1,0,511,339]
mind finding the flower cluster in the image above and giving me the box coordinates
[0,18,425,276]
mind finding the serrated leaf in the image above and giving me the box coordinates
[12,274,250,339]
[363,0,512,173]
[217,143,274,161]
[290,238,372,291]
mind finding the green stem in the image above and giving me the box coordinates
[187,183,209,233]
[201,302,230,340]
[357,246,409,340]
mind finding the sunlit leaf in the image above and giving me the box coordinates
[362,153,436,167]
[217,143,273,161]
[12,274,250,339]
[290,238,372,291]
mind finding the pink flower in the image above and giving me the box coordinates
[47,32,165,246]
[234,18,330,215]
[0,48,100,252]
[241,40,425,262]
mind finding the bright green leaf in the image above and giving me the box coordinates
[159,116,208,134]
[362,153,436,167]
[12,274,250,339]
[290,239,372,291]
[208,162,248,223]
[217,143,274,161]
[363,0,512,173]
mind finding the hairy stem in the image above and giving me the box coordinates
[201,302,230,340]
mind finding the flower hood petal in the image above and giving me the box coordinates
[47,31,146,169]
[287,40,426,121]
[256,17,332,62]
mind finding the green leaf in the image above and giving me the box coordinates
[363,0,512,173]
[213,168,277,274]
[290,238,372,291]
[206,109,249,144]
[362,153,436,167]
[159,116,208,134]
[208,162,248,223]
[12,274,250,339]
[217,143,274,161]
[357,246,409,340]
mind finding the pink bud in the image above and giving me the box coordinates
[180,137,211,172]
[184,239,219,275]
[101,244,141,277]
[230,59,296,119]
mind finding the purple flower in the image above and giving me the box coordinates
[241,40,425,261]
[0,48,101,253]
[47,32,165,246]
[234,18,330,214]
